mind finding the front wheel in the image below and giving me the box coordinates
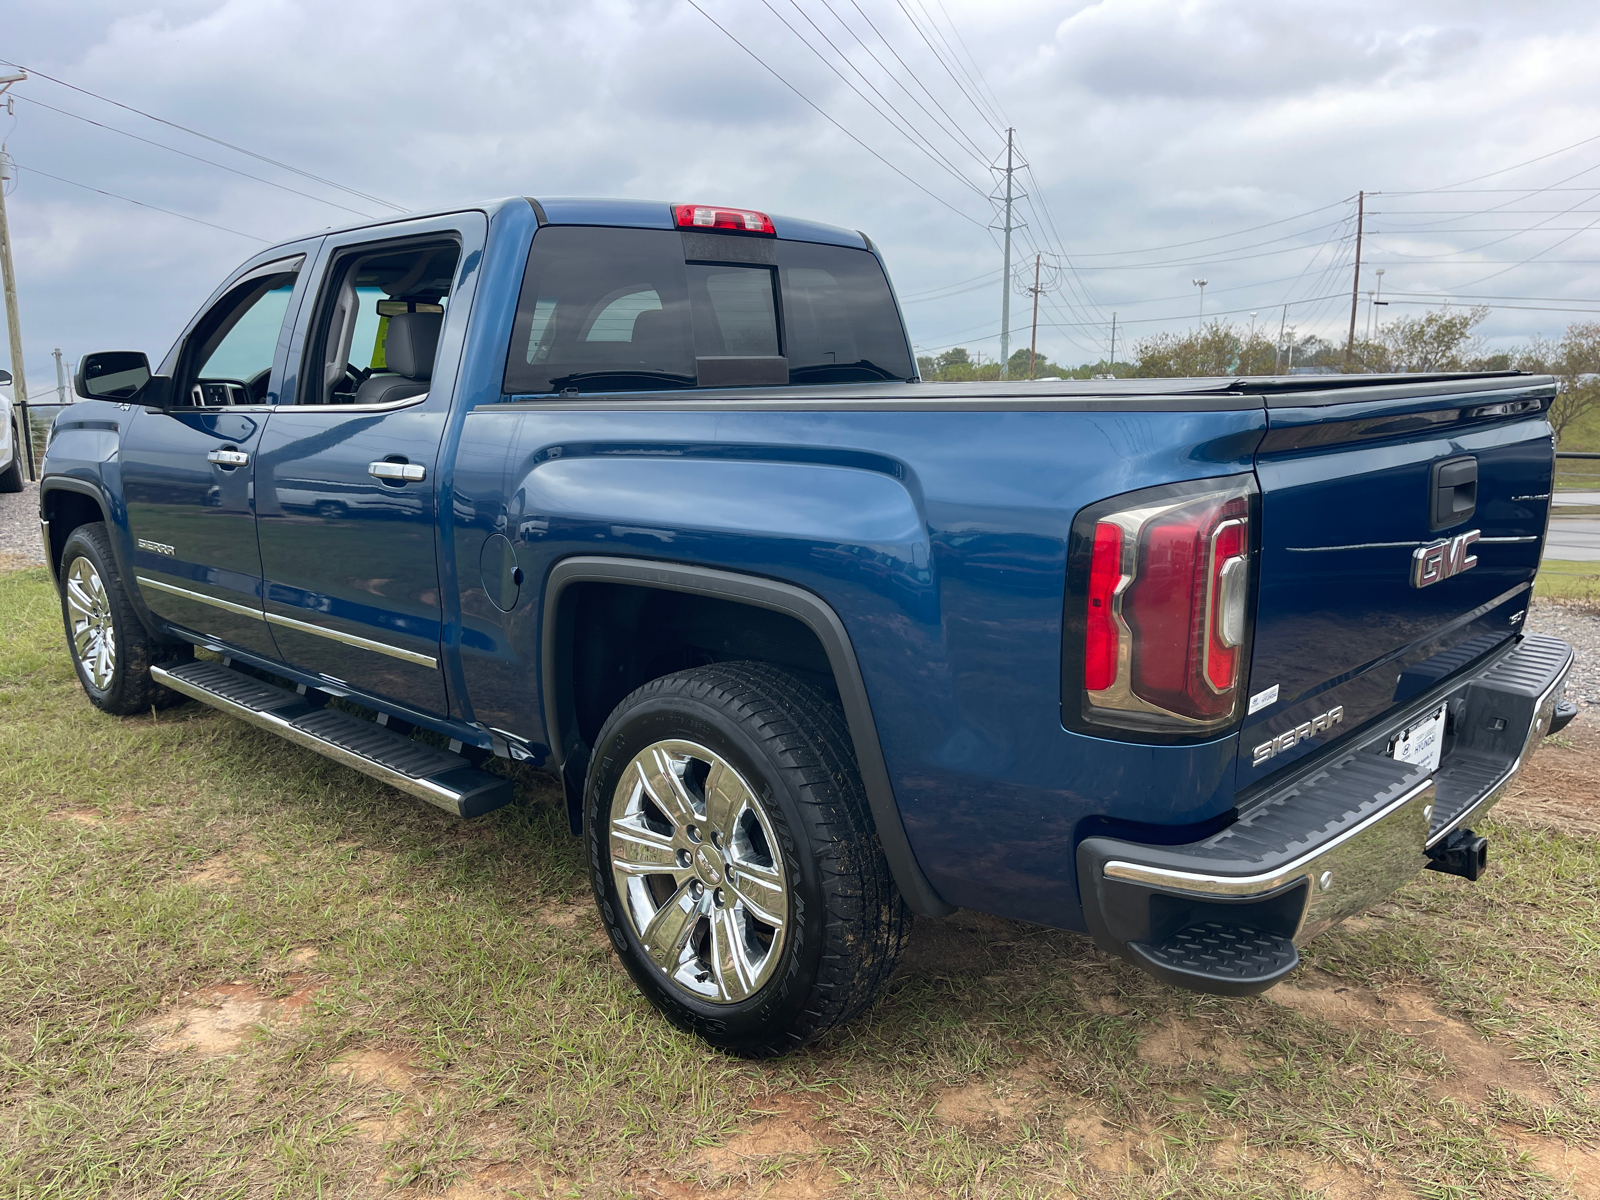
[0,423,22,492]
[586,661,910,1057]
[58,522,184,714]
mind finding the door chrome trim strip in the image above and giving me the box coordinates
[137,575,439,669]
[137,575,267,620]
[263,608,438,669]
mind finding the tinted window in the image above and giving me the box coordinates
[507,228,695,395]
[777,242,912,384]
[688,265,778,357]
[501,227,912,395]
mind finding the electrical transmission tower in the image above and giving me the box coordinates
[990,129,1026,379]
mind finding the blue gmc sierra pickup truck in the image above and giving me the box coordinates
[41,197,1576,1056]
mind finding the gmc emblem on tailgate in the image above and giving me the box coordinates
[1411,530,1479,589]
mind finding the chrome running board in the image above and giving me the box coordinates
[151,659,514,818]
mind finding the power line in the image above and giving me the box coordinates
[10,161,268,241]
[1402,130,1600,194]
[845,0,992,163]
[887,0,1002,140]
[683,0,985,227]
[14,94,377,219]
[0,58,406,213]
[760,0,986,197]
[809,0,991,169]
[1380,298,1600,315]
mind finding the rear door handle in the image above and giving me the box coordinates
[369,461,426,482]
[207,449,250,466]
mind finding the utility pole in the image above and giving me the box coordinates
[53,347,66,403]
[1193,278,1208,327]
[1027,252,1041,379]
[1344,189,1364,366]
[1108,312,1117,376]
[998,127,1016,378]
[1370,267,1387,341]
[0,71,30,478]
[1276,305,1288,374]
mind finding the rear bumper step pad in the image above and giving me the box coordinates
[1077,632,1572,997]
[151,659,514,818]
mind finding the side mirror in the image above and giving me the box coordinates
[0,368,11,386]
[76,351,153,400]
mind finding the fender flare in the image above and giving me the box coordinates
[39,478,167,642]
[541,556,953,918]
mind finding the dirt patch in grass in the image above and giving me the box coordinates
[183,855,244,886]
[440,1164,562,1199]
[1499,717,1600,838]
[1507,1129,1600,1198]
[1136,1014,1254,1072]
[934,1060,1054,1126]
[684,1093,842,1197]
[145,975,322,1055]
[1269,970,1555,1106]
[1063,1106,1158,1176]
[333,1047,424,1092]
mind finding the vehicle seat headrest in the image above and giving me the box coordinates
[386,311,443,380]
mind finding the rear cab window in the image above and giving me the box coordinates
[502,226,913,396]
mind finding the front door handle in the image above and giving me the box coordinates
[369,461,426,482]
[207,449,250,467]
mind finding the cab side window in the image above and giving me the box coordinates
[178,257,302,406]
[301,240,461,406]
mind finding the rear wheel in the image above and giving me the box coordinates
[58,522,184,714]
[586,661,910,1057]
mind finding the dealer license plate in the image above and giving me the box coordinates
[1389,703,1447,774]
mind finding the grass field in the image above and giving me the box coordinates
[3,562,1599,1199]
[1536,561,1600,605]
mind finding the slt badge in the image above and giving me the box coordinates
[1411,529,1479,589]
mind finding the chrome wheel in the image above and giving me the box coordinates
[608,739,789,1004]
[65,555,117,690]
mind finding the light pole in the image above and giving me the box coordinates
[1192,278,1208,327]
[1370,268,1386,340]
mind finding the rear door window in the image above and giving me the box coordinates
[508,228,695,395]
[503,226,913,395]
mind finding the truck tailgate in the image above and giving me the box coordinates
[1239,375,1556,789]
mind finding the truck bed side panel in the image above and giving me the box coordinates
[452,405,1264,929]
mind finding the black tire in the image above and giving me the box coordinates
[586,661,911,1057]
[0,423,22,492]
[57,522,185,715]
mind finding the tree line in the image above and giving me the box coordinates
[918,308,1600,442]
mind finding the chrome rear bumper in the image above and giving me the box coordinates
[1077,633,1573,996]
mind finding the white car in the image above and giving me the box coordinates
[0,368,21,492]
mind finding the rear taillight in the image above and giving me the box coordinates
[1068,477,1256,736]
[672,203,777,235]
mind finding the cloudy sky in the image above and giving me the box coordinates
[3,0,1599,396]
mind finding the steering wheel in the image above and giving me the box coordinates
[246,368,272,403]
[330,363,372,402]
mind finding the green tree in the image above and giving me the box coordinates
[1547,323,1600,443]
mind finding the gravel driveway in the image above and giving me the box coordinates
[1528,600,1600,712]
[0,479,43,565]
